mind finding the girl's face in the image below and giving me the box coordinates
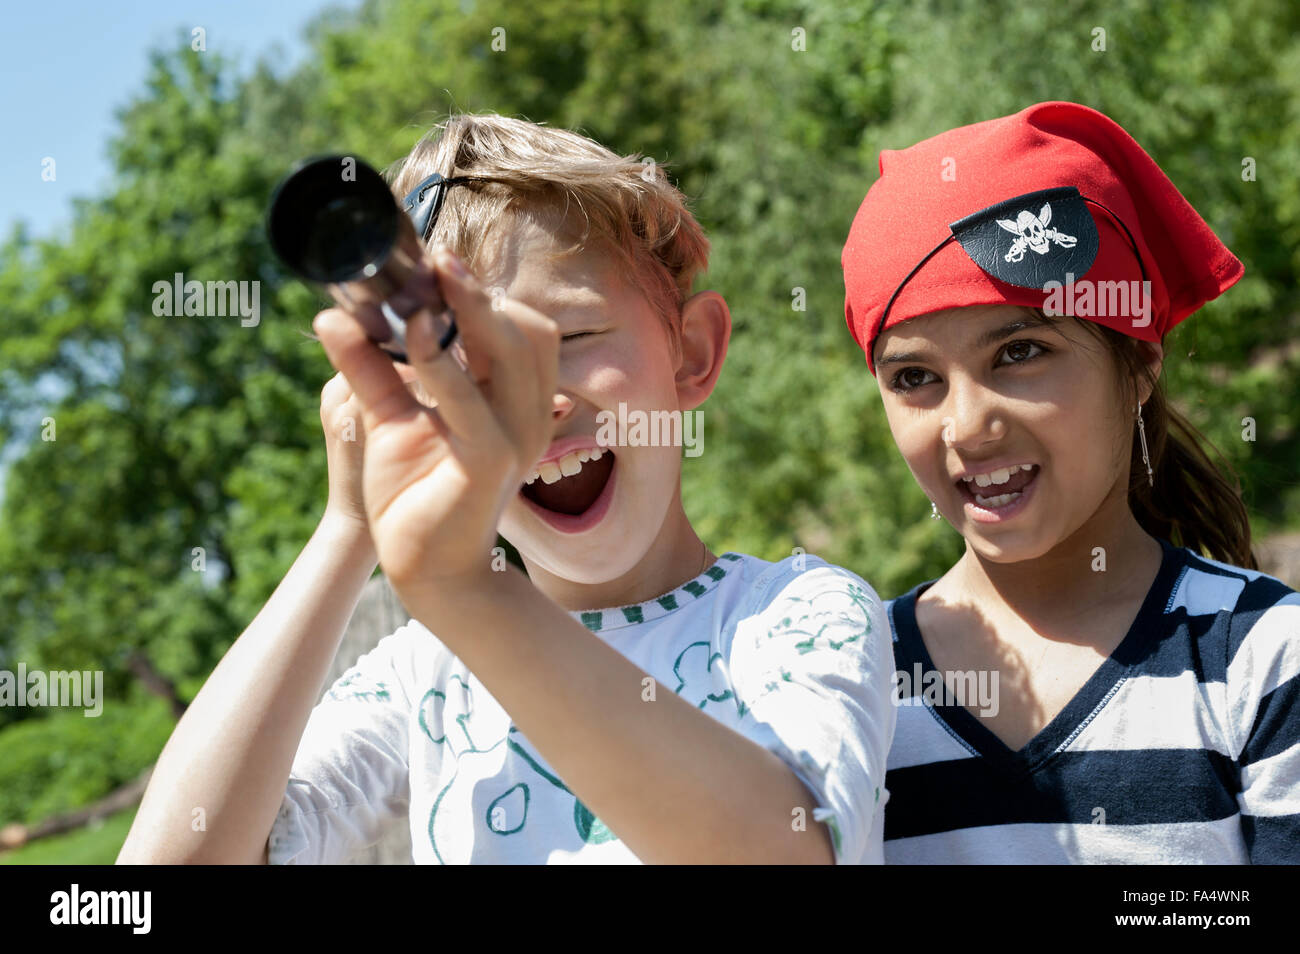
[873,304,1152,563]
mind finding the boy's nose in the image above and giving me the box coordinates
[551,392,575,421]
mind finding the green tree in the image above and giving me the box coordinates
[1,0,1296,792]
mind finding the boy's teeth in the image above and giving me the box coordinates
[974,473,992,487]
[526,447,609,487]
[558,452,582,477]
[974,491,1020,508]
[990,467,1011,484]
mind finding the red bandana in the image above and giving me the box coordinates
[841,101,1243,375]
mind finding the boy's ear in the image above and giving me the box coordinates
[674,291,731,411]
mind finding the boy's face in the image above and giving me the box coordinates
[478,214,689,584]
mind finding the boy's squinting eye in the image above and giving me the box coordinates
[996,339,1049,365]
[561,330,601,342]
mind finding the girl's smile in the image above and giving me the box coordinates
[954,462,1040,523]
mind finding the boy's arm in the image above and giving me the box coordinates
[729,563,895,864]
[405,567,837,865]
[116,515,379,864]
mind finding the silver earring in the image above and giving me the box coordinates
[930,500,941,519]
[1136,401,1154,487]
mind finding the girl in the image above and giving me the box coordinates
[840,101,1299,863]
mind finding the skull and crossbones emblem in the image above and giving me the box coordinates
[997,202,1077,263]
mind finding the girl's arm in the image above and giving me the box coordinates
[116,514,379,865]
[1231,589,1300,863]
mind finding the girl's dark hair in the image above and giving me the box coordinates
[1033,308,1257,569]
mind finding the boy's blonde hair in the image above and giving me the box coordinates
[385,113,710,346]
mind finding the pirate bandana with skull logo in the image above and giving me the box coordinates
[841,101,1245,375]
[998,202,1078,262]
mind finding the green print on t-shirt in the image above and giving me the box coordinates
[412,558,871,861]
[771,580,874,654]
[418,674,617,861]
[326,670,391,703]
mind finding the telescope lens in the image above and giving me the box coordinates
[267,156,399,283]
[301,194,392,281]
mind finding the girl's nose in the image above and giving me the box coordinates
[943,379,1007,449]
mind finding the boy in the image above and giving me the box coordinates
[118,113,895,864]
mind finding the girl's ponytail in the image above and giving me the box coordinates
[1128,378,1257,568]
[1078,313,1258,569]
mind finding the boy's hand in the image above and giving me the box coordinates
[319,356,425,532]
[312,248,558,591]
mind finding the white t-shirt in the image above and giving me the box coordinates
[267,551,896,864]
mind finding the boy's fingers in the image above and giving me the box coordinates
[508,307,561,440]
[403,304,500,441]
[411,248,492,384]
[432,248,558,442]
[313,309,422,428]
[431,248,523,374]
[325,302,390,345]
[392,362,430,404]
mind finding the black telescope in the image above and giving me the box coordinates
[266,155,457,363]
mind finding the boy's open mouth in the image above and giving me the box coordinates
[521,448,616,515]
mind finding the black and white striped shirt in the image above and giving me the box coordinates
[883,537,1300,863]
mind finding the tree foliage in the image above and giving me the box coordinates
[1,0,1297,759]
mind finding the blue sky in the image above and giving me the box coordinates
[0,0,361,240]
[0,1,361,500]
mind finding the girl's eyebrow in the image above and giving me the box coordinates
[876,349,930,368]
[974,316,1058,348]
[879,316,1057,367]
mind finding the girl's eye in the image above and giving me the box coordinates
[998,339,1047,365]
[890,367,938,392]
[562,331,599,342]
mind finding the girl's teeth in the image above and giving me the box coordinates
[589,449,604,461]
[966,464,1035,487]
[539,461,563,484]
[974,491,1021,508]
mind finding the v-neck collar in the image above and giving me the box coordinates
[888,536,1187,777]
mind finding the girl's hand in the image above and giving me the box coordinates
[311,248,558,591]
